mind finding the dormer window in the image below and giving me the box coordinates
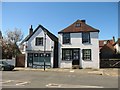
[75,23,81,27]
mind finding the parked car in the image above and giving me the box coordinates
[0,61,15,71]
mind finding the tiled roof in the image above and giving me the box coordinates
[117,38,120,44]
[20,25,58,45]
[99,40,104,47]
[105,43,116,51]
[99,39,116,51]
[99,40,114,47]
[26,25,58,42]
[20,35,30,45]
[58,20,99,33]
[113,38,120,46]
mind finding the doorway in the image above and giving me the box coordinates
[72,49,80,65]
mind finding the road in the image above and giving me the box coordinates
[0,70,118,88]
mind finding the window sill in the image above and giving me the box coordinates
[83,60,92,61]
[62,43,71,45]
[82,43,92,45]
[62,60,72,61]
[35,45,43,46]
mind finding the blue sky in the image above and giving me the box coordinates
[2,2,118,40]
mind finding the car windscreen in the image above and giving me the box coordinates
[2,61,9,65]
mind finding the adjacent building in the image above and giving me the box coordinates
[58,20,100,69]
[0,31,2,59]
[115,38,120,53]
[99,37,116,59]
[20,25,58,68]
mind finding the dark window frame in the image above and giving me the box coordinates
[63,33,71,44]
[35,37,43,46]
[62,49,72,61]
[82,32,91,44]
[82,49,91,61]
[62,48,80,61]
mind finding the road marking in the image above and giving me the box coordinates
[0,80,14,84]
[46,83,104,88]
[16,82,30,86]
[1,80,30,86]
[46,83,61,88]
[77,85,104,88]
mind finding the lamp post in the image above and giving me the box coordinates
[44,30,47,71]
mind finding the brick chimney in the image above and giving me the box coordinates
[29,25,33,35]
[81,20,86,23]
[0,31,2,39]
[113,36,115,42]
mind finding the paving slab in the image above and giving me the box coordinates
[14,67,119,76]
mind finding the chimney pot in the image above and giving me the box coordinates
[113,36,115,42]
[81,20,86,23]
[29,25,33,35]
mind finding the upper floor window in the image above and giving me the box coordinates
[82,49,91,61]
[82,32,90,44]
[35,37,43,46]
[63,33,70,44]
[75,23,81,27]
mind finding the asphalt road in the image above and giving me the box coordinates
[1,70,118,88]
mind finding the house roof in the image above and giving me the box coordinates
[25,25,58,42]
[117,38,120,44]
[99,40,114,47]
[113,38,120,46]
[102,43,116,52]
[20,35,30,45]
[99,39,116,51]
[58,20,99,33]
[99,40,104,47]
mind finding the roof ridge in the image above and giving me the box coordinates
[58,19,99,33]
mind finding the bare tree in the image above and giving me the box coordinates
[6,28,23,44]
[2,28,23,59]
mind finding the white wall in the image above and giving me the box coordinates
[19,42,26,54]
[26,28,54,51]
[58,32,99,69]
[116,43,120,53]
[25,27,54,68]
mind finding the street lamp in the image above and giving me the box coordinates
[44,30,47,71]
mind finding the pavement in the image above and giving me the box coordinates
[13,67,119,77]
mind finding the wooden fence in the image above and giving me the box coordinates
[15,54,25,67]
[100,59,120,68]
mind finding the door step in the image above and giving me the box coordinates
[72,65,80,69]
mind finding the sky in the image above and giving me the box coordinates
[1,2,119,41]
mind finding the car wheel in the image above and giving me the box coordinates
[1,67,4,71]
